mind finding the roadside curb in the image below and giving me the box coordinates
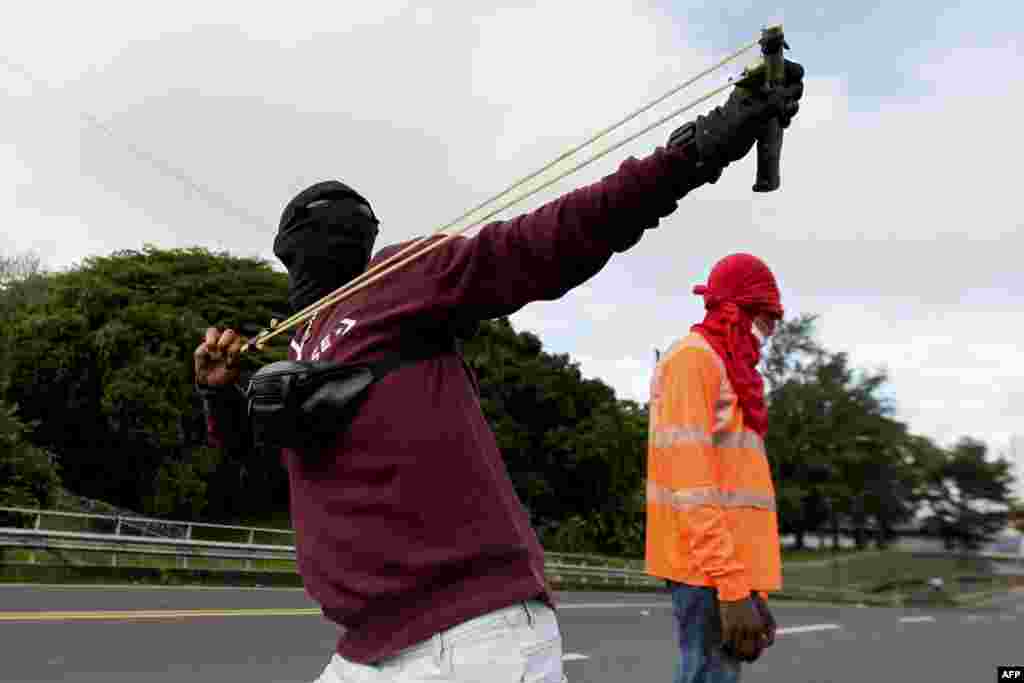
[954,587,1022,607]
[0,563,303,588]
[8,563,1009,609]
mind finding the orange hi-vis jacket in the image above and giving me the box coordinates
[645,332,782,601]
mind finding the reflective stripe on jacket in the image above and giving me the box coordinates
[644,332,781,601]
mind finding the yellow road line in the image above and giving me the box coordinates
[0,608,322,622]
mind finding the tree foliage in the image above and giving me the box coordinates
[1,245,1017,558]
[0,397,62,511]
[1,245,291,519]
[461,319,649,555]
[1,251,63,512]
[921,437,1016,551]
[761,317,1012,551]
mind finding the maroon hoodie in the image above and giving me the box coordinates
[205,143,707,664]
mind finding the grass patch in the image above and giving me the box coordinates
[1,547,297,573]
[545,552,645,570]
[782,550,994,594]
[781,547,866,564]
[226,510,294,531]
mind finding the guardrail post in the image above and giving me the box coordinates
[246,529,255,571]
[113,516,122,568]
[30,513,40,564]
[182,525,193,570]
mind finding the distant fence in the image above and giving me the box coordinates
[2,507,1021,592]
[0,507,662,587]
[0,506,295,543]
[0,506,297,570]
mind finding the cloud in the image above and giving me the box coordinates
[519,39,1024,497]
[1,3,1022,498]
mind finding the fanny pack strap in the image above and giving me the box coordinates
[363,332,458,381]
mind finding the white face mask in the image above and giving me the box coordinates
[752,316,776,347]
[752,325,766,347]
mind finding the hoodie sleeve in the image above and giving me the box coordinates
[199,383,252,455]
[420,144,709,321]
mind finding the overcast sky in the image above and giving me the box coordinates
[3,1,1021,499]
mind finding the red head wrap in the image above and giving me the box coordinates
[690,254,783,437]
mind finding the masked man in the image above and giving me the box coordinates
[647,253,785,682]
[194,62,803,683]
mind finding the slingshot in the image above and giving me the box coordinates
[242,27,786,354]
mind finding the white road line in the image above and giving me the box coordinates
[899,616,936,623]
[562,653,589,661]
[558,602,672,610]
[0,583,306,592]
[561,604,844,638]
[777,624,842,635]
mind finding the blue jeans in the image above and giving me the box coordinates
[668,581,742,683]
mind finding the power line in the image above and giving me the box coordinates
[0,53,269,231]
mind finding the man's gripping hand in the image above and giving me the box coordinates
[718,595,768,663]
[668,59,805,169]
[194,327,246,388]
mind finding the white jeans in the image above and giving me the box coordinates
[313,600,568,683]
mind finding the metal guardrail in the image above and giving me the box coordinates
[0,529,294,569]
[0,506,293,571]
[6,507,1017,589]
[0,529,664,585]
[0,507,661,585]
[0,507,296,543]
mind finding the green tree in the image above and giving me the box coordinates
[762,315,832,550]
[2,245,291,519]
[764,377,832,549]
[0,249,50,398]
[3,242,655,538]
[765,324,921,551]
[803,353,915,550]
[923,437,1016,552]
[761,313,826,393]
[0,250,63,514]
[462,317,649,555]
[0,396,62,512]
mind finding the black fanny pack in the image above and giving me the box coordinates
[244,335,456,451]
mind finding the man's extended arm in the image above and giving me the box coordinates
[418,59,804,322]
[419,143,719,322]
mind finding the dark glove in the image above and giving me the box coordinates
[751,592,777,647]
[668,59,804,170]
[718,596,767,663]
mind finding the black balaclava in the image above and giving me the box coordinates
[274,180,380,314]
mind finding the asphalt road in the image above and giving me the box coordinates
[1,585,1022,682]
